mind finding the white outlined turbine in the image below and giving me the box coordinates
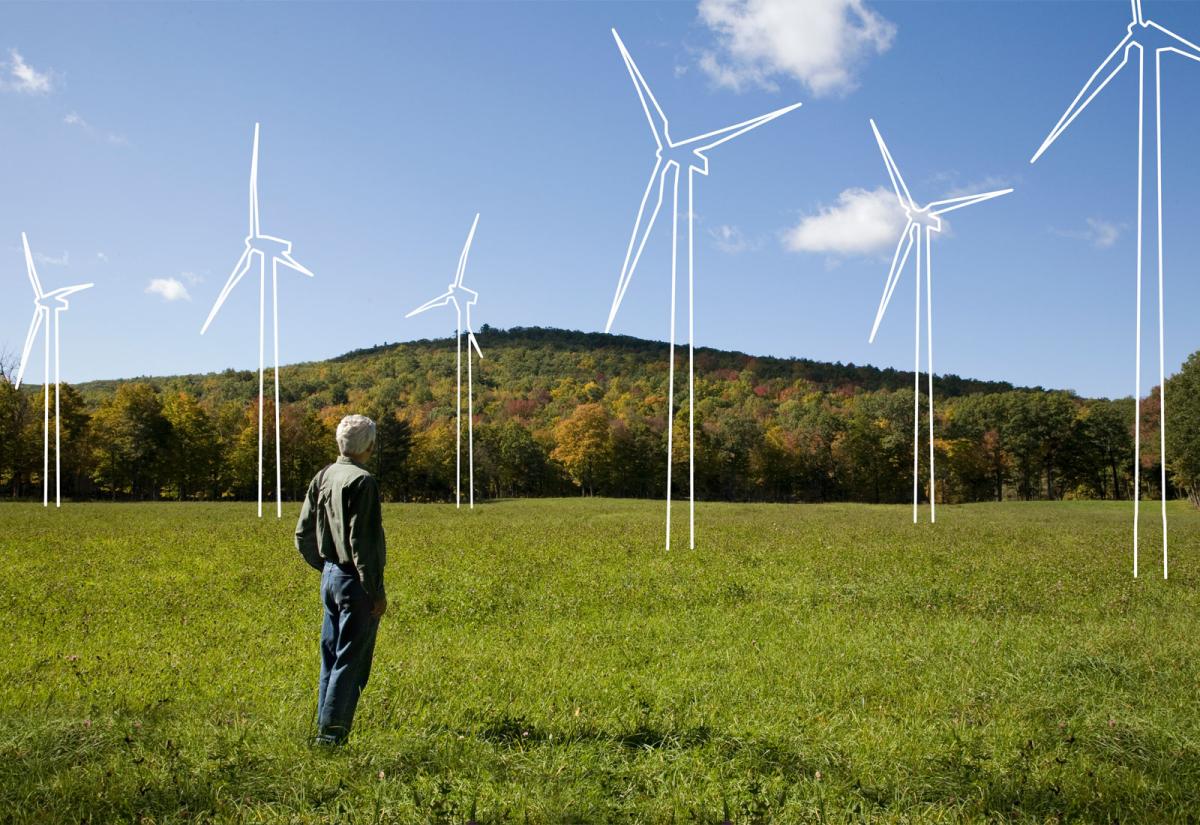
[405,213,484,510]
[1029,0,1199,579]
[200,122,314,519]
[14,232,94,508]
[605,28,801,551]
[866,119,1012,524]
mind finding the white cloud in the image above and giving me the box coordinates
[5,49,53,94]
[180,271,204,286]
[1051,217,1123,249]
[96,252,108,263]
[784,187,906,256]
[709,224,758,254]
[146,277,191,302]
[697,0,895,97]
[34,250,69,267]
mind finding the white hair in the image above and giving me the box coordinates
[336,414,376,457]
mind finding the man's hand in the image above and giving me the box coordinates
[371,594,387,619]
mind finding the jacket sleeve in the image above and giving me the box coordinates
[294,475,324,572]
[348,475,386,601]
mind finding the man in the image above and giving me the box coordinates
[295,414,387,746]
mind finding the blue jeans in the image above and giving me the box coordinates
[316,561,380,744]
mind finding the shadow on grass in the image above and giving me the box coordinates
[3,710,1198,823]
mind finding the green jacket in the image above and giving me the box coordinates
[294,456,387,601]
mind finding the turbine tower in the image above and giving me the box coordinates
[1029,0,1199,579]
[14,232,94,507]
[605,28,801,551]
[200,122,314,518]
[405,213,484,509]
[866,120,1012,524]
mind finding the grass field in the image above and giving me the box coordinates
[1,499,1198,824]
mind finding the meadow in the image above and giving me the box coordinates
[0,499,1198,824]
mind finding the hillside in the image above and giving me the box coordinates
[3,326,1178,506]
[74,326,1021,407]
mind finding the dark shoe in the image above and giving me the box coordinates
[313,724,349,747]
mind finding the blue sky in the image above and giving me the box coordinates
[2,0,1200,399]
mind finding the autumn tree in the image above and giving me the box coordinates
[551,403,613,496]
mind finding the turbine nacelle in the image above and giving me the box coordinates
[657,143,713,177]
[452,283,479,307]
[247,234,292,260]
[904,207,943,233]
[37,284,94,309]
[1132,19,1200,54]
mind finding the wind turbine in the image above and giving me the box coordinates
[866,119,1012,524]
[13,232,94,507]
[1029,0,1199,579]
[604,28,801,551]
[200,122,314,519]
[405,213,484,509]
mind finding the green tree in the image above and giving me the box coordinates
[89,383,171,500]
[1166,352,1200,505]
[369,409,413,502]
[162,392,219,501]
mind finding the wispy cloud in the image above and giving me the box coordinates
[34,250,69,267]
[146,277,191,302]
[1051,217,1123,249]
[3,49,54,94]
[697,0,895,97]
[96,252,108,263]
[64,110,128,147]
[709,224,759,254]
[941,175,1014,200]
[783,187,906,256]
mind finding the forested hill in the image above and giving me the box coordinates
[74,326,1019,408]
[8,325,1196,507]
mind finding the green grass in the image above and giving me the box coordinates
[1,499,1198,823]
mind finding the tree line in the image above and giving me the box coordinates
[2,328,1197,506]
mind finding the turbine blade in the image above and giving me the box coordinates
[869,120,915,209]
[1132,0,1143,25]
[406,291,454,318]
[606,158,667,333]
[1030,33,1133,163]
[468,331,483,360]
[250,123,261,237]
[200,246,254,335]
[278,251,314,277]
[678,102,803,153]
[612,28,670,149]
[928,188,1014,216]
[869,222,916,344]
[21,232,44,298]
[50,283,95,300]
[455,213,481,288]
[15,307,44,389]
